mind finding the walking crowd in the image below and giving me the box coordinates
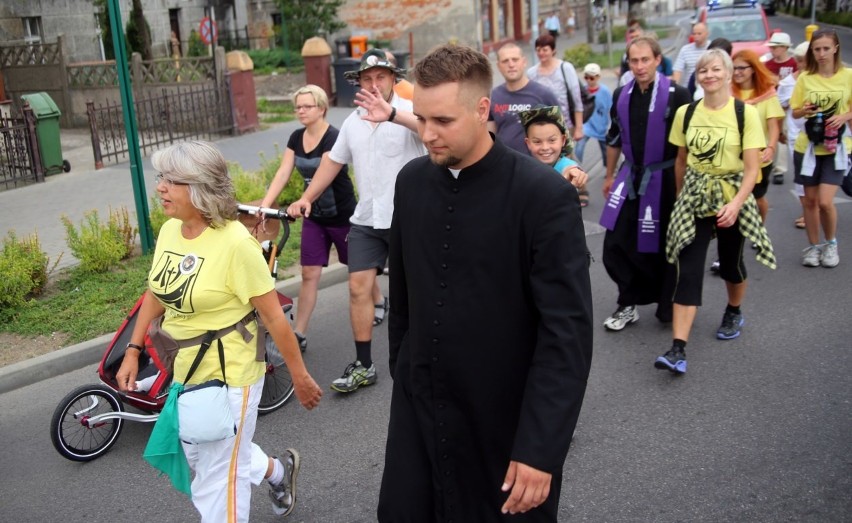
[118,19,850,523]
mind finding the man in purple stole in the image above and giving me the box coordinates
[599,36,691,331]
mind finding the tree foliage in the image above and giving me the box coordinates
[126,0,153,60]
[275,0,346,50]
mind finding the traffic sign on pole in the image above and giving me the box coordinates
[199,17,218,45]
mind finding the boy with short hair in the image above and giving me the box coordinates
[763,32,797,80]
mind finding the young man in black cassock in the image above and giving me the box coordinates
[377,44,593,522]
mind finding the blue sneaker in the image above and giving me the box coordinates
[654,347,687,374]
[716,310,744,340]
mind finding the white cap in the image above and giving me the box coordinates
[793,41,809,58]
[583,63,601,76]
[767,32,792,47]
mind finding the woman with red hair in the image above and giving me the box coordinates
[732,49,784,225]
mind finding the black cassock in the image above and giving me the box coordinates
[378,139,593,522]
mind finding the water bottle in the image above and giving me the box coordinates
[811,112,825,144]
[824,119,838,154]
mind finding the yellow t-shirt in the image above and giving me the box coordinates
[669,97,766,177]
[790,68,852,154]
[740,89,785,168]
[149,219,274,386]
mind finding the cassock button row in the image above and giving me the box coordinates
[433,355,439,362]
[440,282,447,288]
[440,437,447,443]
[444,470,451,476]
[436,300,443,306]
[438,403,445,409]
[442,454,449,460]
[447,206,454,212]
[452,187,459,193]
[445,225,452,231]
[432,338,439,344]
[442,243,449,250]
[433,320,440,326]
[438,421,445,427]
[441,263,448,269]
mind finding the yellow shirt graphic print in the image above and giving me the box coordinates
[670,98,765,177]
[149,251,203,314]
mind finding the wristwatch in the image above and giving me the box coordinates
[388,107,397,123]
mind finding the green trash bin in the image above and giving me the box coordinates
[21,92,70,175]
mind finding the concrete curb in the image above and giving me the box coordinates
[0,263,350,395]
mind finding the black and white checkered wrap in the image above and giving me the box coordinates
[666,167,776,270]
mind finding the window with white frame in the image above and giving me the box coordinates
[22,17,43,44]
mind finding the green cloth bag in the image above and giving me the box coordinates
[143,382,191,497]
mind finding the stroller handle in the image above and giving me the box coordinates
[236,203,293,257]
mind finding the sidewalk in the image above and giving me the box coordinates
[0,15,686,394]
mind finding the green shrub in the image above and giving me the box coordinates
[563,44,594,68]
[817,11,852,28]
[148,197,168,239]
[258,147,305,204]
[0,232,58,311]
[62,207,138,273]
[599,25,630,44]
[245,48,304,73]
[229,163,269,203]
[228,146,305,206]
[187,29,207,57]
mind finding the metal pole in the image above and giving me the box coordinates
[531,0,540,42]
[810,0,816,25]
[107,0,154,253]
[606,2,614,69]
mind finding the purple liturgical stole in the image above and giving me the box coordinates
[599,75,672,253]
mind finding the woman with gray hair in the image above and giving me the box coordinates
[116,140,322,521]
[657,49,775,375]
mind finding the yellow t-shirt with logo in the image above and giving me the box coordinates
[149,219,274,386]
[669,97,766,177]
[739,88,785,168]
[790,68,852,154]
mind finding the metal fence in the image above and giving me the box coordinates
[86,84,233,168]
[0,107,43,190]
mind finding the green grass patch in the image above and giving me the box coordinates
[257,98,296,125]
[1,254,152,344]
[261,114,297,124]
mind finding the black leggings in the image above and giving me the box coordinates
[673,216,747,306]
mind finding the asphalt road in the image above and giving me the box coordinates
[2,158,850,521]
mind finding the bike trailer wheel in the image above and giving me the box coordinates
[50,384,125,462]
[258,337,295,415]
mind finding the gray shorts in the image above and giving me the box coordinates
[793,152,850,187]
[347,224,389,274]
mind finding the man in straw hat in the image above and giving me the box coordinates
[288,49,425,394]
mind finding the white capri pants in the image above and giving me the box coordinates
[182,377,271,523]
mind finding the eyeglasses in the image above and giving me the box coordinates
[733,65,752,72]
[155,173,188,186]
[295,105,317,112]
[584,75,598,80]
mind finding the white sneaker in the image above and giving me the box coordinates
[820,242,839,268]
[603,305,639,331]
[802,245,822,267]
